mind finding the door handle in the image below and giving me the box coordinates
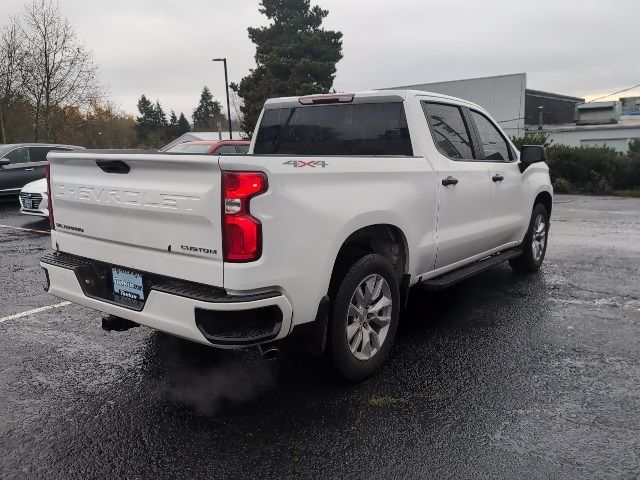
[441,176,459,186]
[96,160,130,174]
[24,168,34,171]
[492,174,504,182]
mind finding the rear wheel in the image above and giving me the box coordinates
[509,203,550,273]
[328,253,400,381]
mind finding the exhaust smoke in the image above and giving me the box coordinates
[162,358,274,415]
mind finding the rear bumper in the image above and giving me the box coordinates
[40,253,293,348]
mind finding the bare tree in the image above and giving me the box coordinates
[230,89,245,135]
[0,17,24,143]
[20,0,100,141]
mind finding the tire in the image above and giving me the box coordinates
[509,203,550,273]
[327,253,400,381]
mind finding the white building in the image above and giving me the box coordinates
[382,73,526,136]
[576,101,621,125]
[540,116,640,152]
[383,73,640,153]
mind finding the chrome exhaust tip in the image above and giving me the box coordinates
[258,344,281,360]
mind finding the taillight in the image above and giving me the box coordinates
[45,163,55,230]
[222,171,267,262]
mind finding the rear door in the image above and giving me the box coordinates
[468,110,526,246]
[48,151,225,286]
[422,102,494,269]
[0,146,32,193]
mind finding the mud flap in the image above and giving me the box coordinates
[281,295,330,356]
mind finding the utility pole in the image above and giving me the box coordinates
[212,58,233,139]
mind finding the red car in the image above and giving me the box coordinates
[165,140,250,155]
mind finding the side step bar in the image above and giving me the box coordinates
[421,247,522,290]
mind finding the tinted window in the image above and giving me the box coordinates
[214,145,237,154]
[423,103,474,160]
[254,103,413,156]
[28,146,62,162]
[4,147,30,164]
[470,111,512,161]
[236,145,250,154]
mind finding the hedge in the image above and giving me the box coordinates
[511,134,640,195]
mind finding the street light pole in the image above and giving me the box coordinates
[212,58,233,140]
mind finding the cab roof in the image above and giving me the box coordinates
[263,90,486,113]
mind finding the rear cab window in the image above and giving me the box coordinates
[28,146,71,163]
[254,102,413,156]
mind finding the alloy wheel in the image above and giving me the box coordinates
[531,213,547,262]
[345,274,393,361]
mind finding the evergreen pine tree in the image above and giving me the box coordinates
[192,86,223,131]
[153,101,168,129]
[177,113,191,135]
[135,94,155,141]
[168,110,178,138]
[232,0,343,135]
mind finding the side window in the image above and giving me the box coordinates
[28,146,53,162]
[422,102,474,160]
[4,147,30,164]
[236,145,249,154]
[470,111,512,161]
[214,145,237,154]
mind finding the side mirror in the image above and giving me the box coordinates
[0,158,10,167]
[519,145,547,172]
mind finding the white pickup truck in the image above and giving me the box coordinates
[41,90,552,380]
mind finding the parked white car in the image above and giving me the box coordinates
[41,90,553,380]
[19,178,48,218]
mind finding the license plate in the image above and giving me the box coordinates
[112,268,144,301]
[24,199,33,209]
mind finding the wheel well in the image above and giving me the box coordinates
[331,224,408,283]
[535,191,552,215]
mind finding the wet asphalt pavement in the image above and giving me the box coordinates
[1,195,639,479]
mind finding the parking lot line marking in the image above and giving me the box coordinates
[0,224,50,234]
[0,301,71,323]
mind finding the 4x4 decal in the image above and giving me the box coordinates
[283,160,329,168]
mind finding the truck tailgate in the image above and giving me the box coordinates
[48,151,224,286]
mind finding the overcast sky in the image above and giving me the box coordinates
[2,0,639,121]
